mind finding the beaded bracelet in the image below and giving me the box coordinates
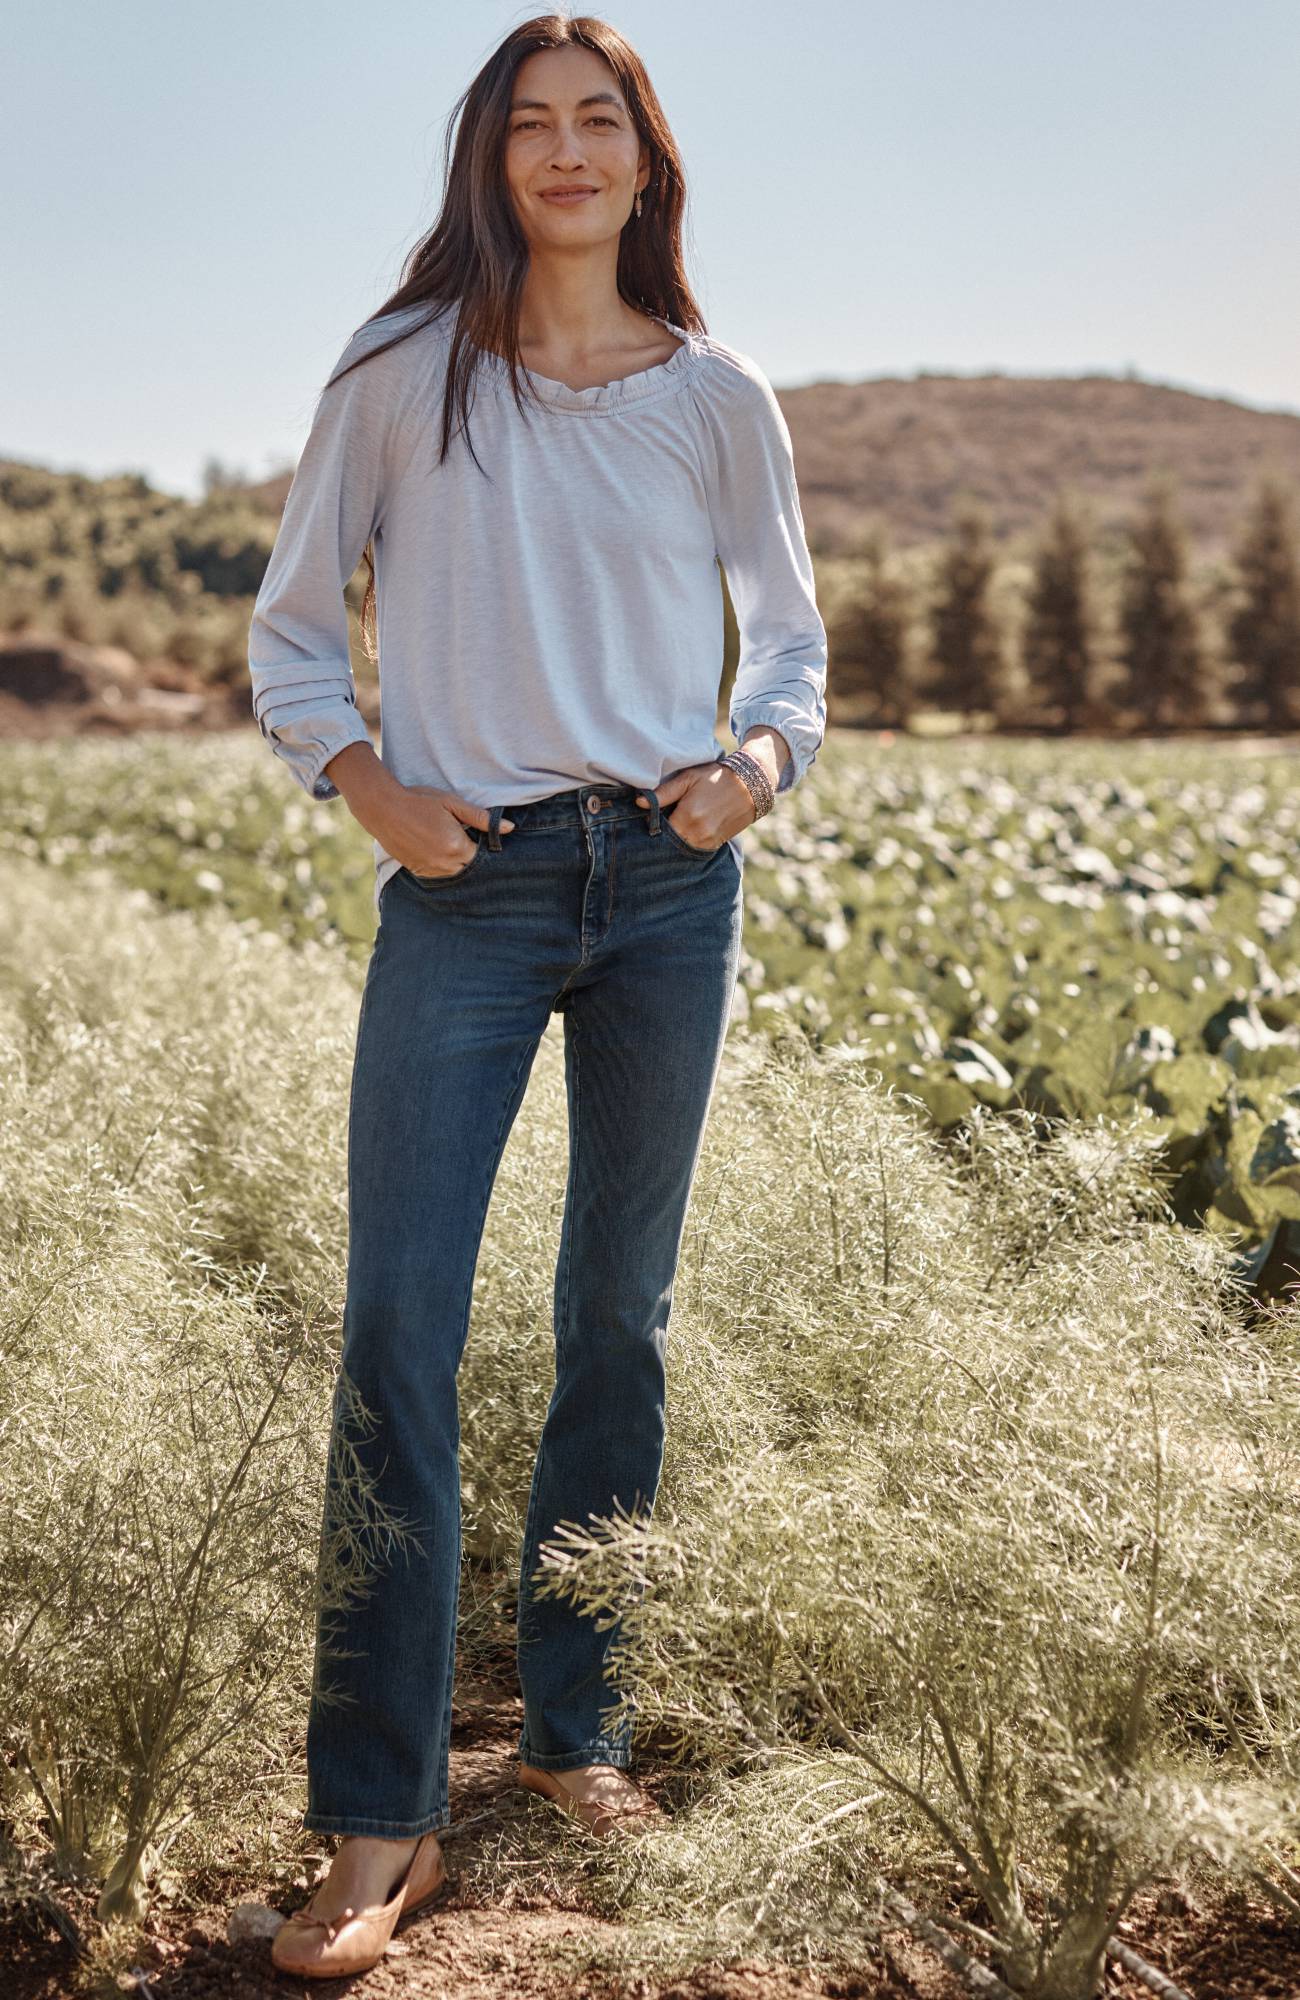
[719,746,776,821]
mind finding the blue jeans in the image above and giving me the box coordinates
[302,780,745,1838]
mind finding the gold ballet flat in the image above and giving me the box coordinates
[518,1759,666,1838]
[269,1828,448,1978]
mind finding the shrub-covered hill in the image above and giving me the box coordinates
[0,455,279,686]
[780,368,1300,555]
[5,366,1298,711]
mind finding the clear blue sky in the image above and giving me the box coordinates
[5,0,1297,500]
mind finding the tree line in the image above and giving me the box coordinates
[4,453,1300,734]
[826,471,1300,732]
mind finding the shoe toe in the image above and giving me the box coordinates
[267,1832,447,1975]
[518,1762,666,1838]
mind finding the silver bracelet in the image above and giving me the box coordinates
[719,747,775,821]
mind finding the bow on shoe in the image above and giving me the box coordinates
[284,1899,362,1943]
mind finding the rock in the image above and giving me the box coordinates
[131,684,206,720]
[0,634,141,705]
[0,629,252,738]
[226,1900,286,1945]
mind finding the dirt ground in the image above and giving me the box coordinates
[4,1674,1297,2000]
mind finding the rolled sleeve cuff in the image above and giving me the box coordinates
[253,678,373,800]
[729,694,826,793]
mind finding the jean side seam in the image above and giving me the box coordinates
[426,1025,537,1824]
[344,931,385,1228]
[519,1001,577,1645]
[515,1004,583,1763]
[516,1422,550,1630]
[555,1003,582,1383]
[432,1511,461,1826]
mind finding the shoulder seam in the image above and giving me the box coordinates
[693,335,771,393]
[328,308,451,439]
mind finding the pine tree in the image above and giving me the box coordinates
[1022,489,1098,730]
[828,520,914,725]
[926,497,1003,722]
[1227,474,1300,728]
[1114,477,1206,728]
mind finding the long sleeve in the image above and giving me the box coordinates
[695,350,828,793]
[247,315,425,800]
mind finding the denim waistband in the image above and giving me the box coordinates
[498,782,665,830]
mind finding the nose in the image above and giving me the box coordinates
[547,130,587,167]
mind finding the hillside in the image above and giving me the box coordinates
[774,370,1300,555]
[77,369,1300,567]
[3,366,1298,739]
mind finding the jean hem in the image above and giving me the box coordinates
[302,1807,451,1839]
[516,1745,633,1773]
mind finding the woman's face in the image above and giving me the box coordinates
[504,45,648,251]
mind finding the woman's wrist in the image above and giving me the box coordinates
[720,745,775,821]
[323,741,407,838]
[736,726,789,796]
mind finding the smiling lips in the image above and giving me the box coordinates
[539,186,598,202]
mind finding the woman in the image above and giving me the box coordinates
[250,14,827,1979]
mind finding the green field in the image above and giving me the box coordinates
[7,727,1300,1267]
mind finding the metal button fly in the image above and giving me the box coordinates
[586,794,603,811]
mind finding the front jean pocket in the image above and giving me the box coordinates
[659,815,720,859]
[403,832,487,888]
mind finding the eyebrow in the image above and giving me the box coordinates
[509,92,625,111]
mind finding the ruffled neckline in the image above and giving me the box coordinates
[478,314,701,414]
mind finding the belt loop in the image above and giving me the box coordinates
[487,804,503,851]
[641,787,663,836]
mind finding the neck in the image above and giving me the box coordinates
[515,253,643,355]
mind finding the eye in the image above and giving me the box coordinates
[511,115,620,131]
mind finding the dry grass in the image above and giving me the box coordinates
[2,853,1297,1996]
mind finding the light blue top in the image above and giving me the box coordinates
[247,303,828,913]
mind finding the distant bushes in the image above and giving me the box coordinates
[5,450,1299,737]
[823,471,1300,733]
[0,459,325,688]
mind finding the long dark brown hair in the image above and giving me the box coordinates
[322,12,707,657]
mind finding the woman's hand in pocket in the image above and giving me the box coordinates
[378,785,515,879]
[635,762,756,850]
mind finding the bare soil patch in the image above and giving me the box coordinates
[3,1673,1295,1999]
